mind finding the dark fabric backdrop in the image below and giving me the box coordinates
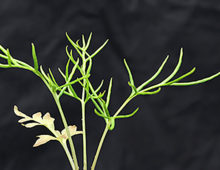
[0,0,220,170]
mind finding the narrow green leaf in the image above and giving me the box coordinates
[124,59,137,94]
[128,81,137,94]
[6,49,21,67]
[57,74,90,90]
[65,59,71,80]
[0,63,10,68]
[115,107,139,119]
[66,46,83,76]
[6,49,12,66]
[171,72,220,86]
[31,43,39,71]
[100,99,110,117]
[95,80,104,93]
[12,58,30,69]
[85,32,92,50]
[92,99,105,117]
[40,66,49,81]
[48,68,58,86]
[58,59,80,99]
[90,39,109,59]
[67,59,79,82]
[124,59,134,85]
[137,55,169,91]
[138,87,161,95]
[58,68,66,79]
[76,40,82,49]
[82,34,86,48]
[85,83,91,103]
[87,85,109,118]
[94,109,109,119]
[86,55,92,75]
[0,53,8,59]
[68,86,79,99]
[65,46,75,63]
[92,91,106,99]
[86,79,110,117]
[164,67,196,86]
[58,88,66,99]
[66,33,83,58]
[160,48,183,84]
[106,78,113,108]
[46,73,56,87]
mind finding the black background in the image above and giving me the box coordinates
[0,0,220,170]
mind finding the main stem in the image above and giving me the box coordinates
[81,52,88,170]
[81,83,88,170]
[53,94,79,170]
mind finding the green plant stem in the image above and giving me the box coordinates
[91,94,135,170]
[81,86,88,170]
[91,122,110,170]
[36,72,79,169]
[81,49,88,170]
[53,94,79,170]
[113,95,135,118]
[61,143,76,170]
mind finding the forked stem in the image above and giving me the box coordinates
[91,95,135,169]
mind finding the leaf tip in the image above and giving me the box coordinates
[180,48,183,58]
[14,105,25,117]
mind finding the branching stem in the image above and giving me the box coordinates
[81,47,88,170]
[91,94,135,169]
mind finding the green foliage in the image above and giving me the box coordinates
[0,33,219,170]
